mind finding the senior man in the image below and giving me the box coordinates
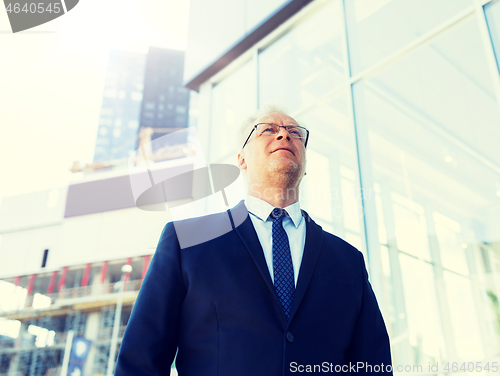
[115,108,392,376]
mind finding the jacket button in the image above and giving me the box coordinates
[286,332,294,343]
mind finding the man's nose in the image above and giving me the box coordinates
[275,127,291,141]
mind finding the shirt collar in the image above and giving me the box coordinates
[245,194,303,228]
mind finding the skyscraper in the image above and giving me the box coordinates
[93,47,191,164]
[93,50,146,163]
[139,47,190,152]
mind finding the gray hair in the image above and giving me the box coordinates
[238,104,292,150]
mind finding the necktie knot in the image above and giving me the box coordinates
[270,208,287,220]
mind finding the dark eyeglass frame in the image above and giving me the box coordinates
[242,123,309,149]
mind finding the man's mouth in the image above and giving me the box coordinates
[272,148,294,155]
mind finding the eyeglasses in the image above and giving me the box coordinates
[242,123,309,149]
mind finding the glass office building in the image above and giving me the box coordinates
[185,0,500,367]
[94,47,191,163]
[139,47,191,151]
[94,50,146,163]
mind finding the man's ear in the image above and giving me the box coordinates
[237,152,247,170]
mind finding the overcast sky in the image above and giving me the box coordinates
[0,0,191,200]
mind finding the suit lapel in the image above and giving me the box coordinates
[229,202,324,323]
[230,201,287,321]
[288,210,323,322]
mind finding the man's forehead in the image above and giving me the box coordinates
[255,112,299,126]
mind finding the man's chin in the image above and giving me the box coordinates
[268,159,300,174]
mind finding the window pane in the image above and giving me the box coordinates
[128,120,139,130]
[259,0,346,111]
[185,0,245,81]
[443,271,483,359]
[399,254,446,363]
[392,192,431,261]
[353,14,500,361]
[246,0,288,31]
[131,92,143,101]
[433,212,469,275]
[374,183,388,245]
[296,93,365,253]
[485,0,500,73]
[210,61,255,162]
[345,0,472,74]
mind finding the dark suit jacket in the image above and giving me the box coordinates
[115,200,392,376]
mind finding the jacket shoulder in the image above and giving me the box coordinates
[161,200,247,249]
[322,230,360,255]
[302,209,361,257]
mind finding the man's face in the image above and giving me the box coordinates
[238,112,307,186]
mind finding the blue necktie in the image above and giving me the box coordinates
[270,208,295,320]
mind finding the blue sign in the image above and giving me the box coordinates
[68,336,92,376]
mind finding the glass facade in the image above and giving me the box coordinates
[344,0,472,74]
[140,47,191,151]
[184,0,288,81]
[486,0,500,72]
[259,0,346,110]
[210,60,255,162]
[195,0,500,368]
[93,50,146,163]
[94,47,192,164]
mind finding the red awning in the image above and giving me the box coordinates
[81,263,91,287]
[47,271,57,294]
[142,255,151,280]
[58,266,68,291]
[100,260,108,284]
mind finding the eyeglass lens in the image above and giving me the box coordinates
[256,123,307,139]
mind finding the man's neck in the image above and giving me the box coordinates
[247,185,299,208]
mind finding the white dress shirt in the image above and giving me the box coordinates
[244,195,306,286]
